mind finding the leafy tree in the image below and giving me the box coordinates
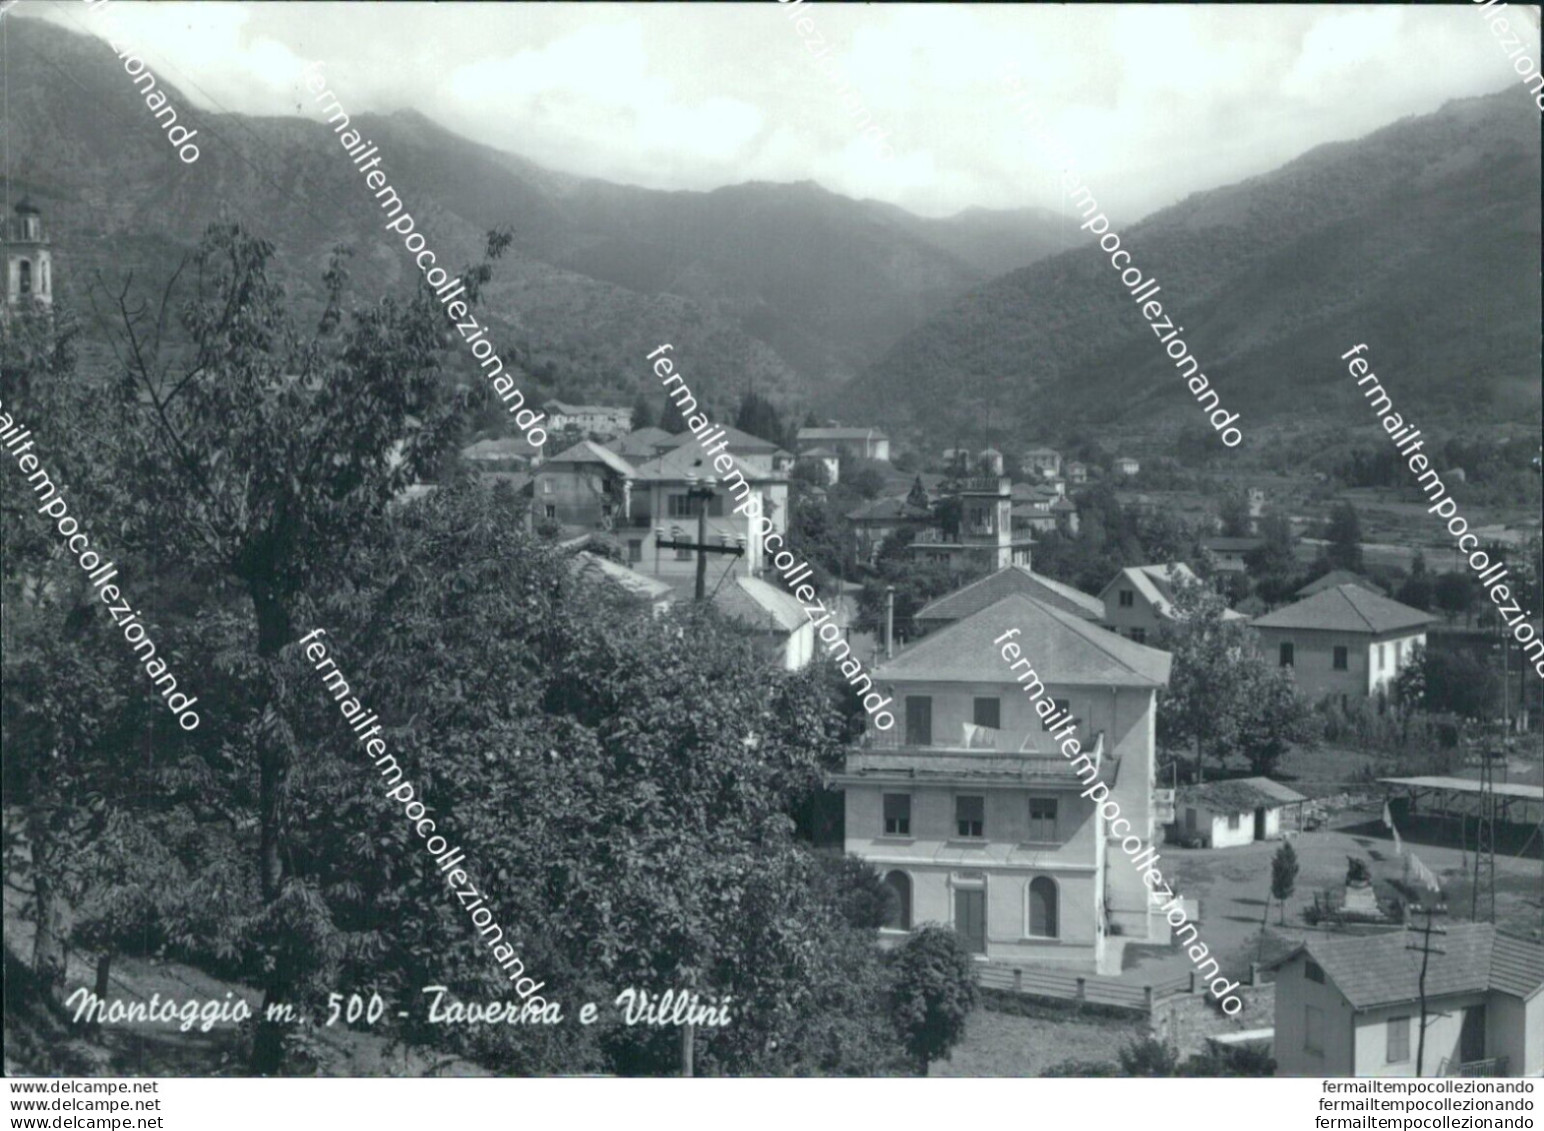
[1433,571,1477,624]
[89,223,512,1072]
[888,925,978,1075]
[842,458,888,500]
[1139,509,1195,566]
[1157,578,1311,782]
[1398,571,1434,612]
[1271,841,1299,925]
[1246,510,1297,580]
[1237,662,1317,776]
[1402,645,1498,719]
[1156,580,1253,782]
[1218,490,1252,538]
[1325,502,1364,572]
[790,458,830,489]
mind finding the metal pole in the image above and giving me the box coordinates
[885,585,895,659]
[695,497,709,602]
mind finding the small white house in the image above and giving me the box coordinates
[1174,777,1307,847]
[1271,924,1544,1077]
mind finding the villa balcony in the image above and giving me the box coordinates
[1438,1056,1509,1077]
[843,729,1109,786]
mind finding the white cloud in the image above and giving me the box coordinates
[26,1,1534,220]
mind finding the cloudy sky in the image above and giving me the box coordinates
[24,0,1544,220]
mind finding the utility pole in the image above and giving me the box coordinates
[1472,742,1496,924]
[884,585,895,659]
[654,477,746,601]
[1406,909,1447,1076]
[681,1021,694,1078]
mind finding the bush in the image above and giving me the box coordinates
[1042,1057,1121,1077]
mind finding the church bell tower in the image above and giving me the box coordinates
[2,198,53,314]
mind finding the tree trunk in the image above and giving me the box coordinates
[25,761,66,1002]
[1195,738,1204,786]
[89,952,113,1034]
[248,578,296,1076]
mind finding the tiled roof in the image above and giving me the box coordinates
[630,443,768,484]
[1296,569,1386,598]
[1251,584,1434,635]
[713,576,806,633]
[569,552,675,604]
[797,427,888,443]
[1178,776,1307,812]
[665,424,787,456]
[1490,931,1544,999]
[544,400,631,417]
[877,592,1170,688]
[916,566,1105,624]
[461,437,534,461]
[1289,924,1544,1010]
[542,440,636,477]
[605,427,675,458]
[1101,563,1200,618]
[847,497,931,523]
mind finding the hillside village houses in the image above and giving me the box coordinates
[1250,584,1434,704]
[797,425,891,463]
[531,434,789,591]
[1115,456,1140,476]
[1021,447,1062,479]
[847,496,931,564]
[541,400,633,438]
[908,476,1035,575]
[1270,925,1544,1078]
[832,592,1173,970]
[1199,535,1264,579]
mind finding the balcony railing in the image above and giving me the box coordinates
[859,727,1104,763]
[1438,1056,1509,1077]
[951,476,1010,494]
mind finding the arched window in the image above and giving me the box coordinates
[1028,876,1058,939]
[18,260,32,294]
[882,870,912,931]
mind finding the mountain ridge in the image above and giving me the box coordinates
[839,89,1541,452]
